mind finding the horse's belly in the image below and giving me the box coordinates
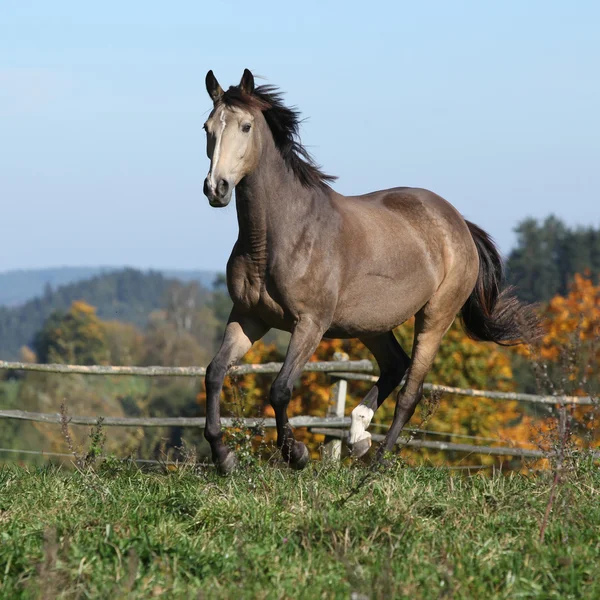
[327,275,437,337]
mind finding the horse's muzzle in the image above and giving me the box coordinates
[204,177,232,207]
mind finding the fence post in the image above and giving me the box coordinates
[322,352,349,462]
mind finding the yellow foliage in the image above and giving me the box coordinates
[198,274,599,465]
[530,273,600,451]
[539,273,600,363]
[198,319,523,463]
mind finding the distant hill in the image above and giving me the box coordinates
[0,267,217,307]
[0,268,214,360]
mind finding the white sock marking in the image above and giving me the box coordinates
[349,404,375,445]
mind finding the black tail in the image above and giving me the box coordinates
[461,221,540,346]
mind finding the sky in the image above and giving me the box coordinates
[1,1,599,273]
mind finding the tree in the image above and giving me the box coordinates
[511,273,600,452]
[538,273,600,368]
[102,320,145,366]
[198,318,522,464]
[163,281,221,354]
[33,301,109,365]
[0,268,213,361]
[164,282,200,334]
[507,216,600,303]
[142,314,211,367]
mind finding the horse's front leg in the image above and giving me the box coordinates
[205,311,268,474]
[270,316,325,470]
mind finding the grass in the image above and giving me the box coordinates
[0,459,599,599]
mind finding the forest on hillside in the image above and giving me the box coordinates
[506,215,600,303]
[0,267,217,307]
[0,269,215,360]
[0,216,598,465]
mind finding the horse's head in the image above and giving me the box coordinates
[203,69,264,207]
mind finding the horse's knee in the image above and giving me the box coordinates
[270,378,292,408]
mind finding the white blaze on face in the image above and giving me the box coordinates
[209,108,228,189]
[349,404,375,445]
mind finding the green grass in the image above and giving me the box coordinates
[0,460,599,599]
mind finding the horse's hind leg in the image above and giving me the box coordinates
[348,332,410,458]
[377,301,457,458]
[204,311,269,474]
[270,316,325,470]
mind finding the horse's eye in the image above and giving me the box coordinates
[242,123,251,133]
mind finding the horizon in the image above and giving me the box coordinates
[2,2,599,272]
[0,265,220,309]
[0,265,217,275]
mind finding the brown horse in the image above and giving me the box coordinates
[202,69,537,473]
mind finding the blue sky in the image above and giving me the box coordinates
[1,1,598,273]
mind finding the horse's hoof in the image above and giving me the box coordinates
[289,442,310,470]
[216,451,238,476]
[372,445,394,469]
[350,436,372,459]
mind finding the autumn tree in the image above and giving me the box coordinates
[198,317,524,462]
[538,273,600,371]
[142,311,211,367]
[33,301,109,365]
[515,273,600,451]
[102,320,145,366]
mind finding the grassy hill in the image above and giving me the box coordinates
[0,461,598,598]
[0,268,214,360]
[0,267,217,307]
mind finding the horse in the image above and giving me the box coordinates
[201,68,538,474]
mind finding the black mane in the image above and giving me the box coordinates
[220,85,336,190]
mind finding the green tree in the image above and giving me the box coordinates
[0,268,212,360]
[142,314,210,367]
[102,320,144,366]
[33,301,109,365]
[507,216,600,303]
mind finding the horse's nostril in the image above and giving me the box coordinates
[218,179,229,196]
[203,178,210,196]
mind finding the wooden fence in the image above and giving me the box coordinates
[0,357,597,463]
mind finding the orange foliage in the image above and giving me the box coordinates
[198,320,523,463]
[35,300,110,366]
[539,273,600,364]
[198,274,600,464]
[519,273,600,411]
[534,274,600,451]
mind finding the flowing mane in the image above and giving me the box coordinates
[219,84,337,190]
[202,70,540,476]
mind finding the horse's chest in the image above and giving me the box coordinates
[227,261,294,329]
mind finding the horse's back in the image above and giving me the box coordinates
[326,187,479,336]
[346,187,469,231]
[334,186,474,266]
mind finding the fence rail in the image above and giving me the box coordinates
[0,410,348,429]
[0,359,595,405]
[0,358,597,463]
[0,359,373,378]
[311,428,600,460]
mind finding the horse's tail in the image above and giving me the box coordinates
[460,221,540,346]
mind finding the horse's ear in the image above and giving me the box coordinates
[205,70,223,103]
[239,69,255,95]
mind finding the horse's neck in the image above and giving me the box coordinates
[234,147,329,264]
